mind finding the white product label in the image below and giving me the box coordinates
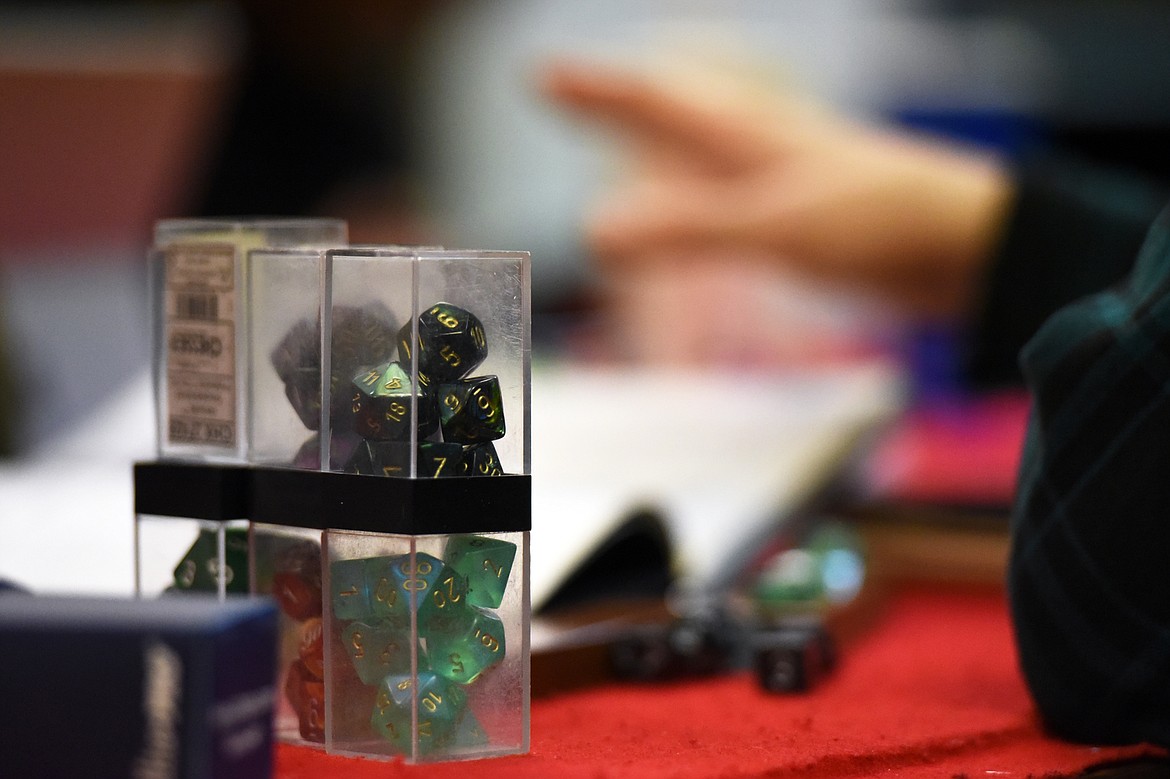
[164,243,237,447]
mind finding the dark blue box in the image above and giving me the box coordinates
[0,594,278,779]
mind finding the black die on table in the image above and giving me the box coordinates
[753,623,836,693]
[609,619,731,681]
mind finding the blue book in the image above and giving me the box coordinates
[0,593,277,779]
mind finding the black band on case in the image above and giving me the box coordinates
[134,462,251,521]
[135,461,530,535]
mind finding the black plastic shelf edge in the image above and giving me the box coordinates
[133,462,252,521]
[136,461,531,535]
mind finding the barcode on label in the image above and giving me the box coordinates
[175,293,219,321]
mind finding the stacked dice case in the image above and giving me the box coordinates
[137,220,346,601]
[136,225,532,765]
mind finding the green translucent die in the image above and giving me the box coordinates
[437,375,505,444]
[333,553,466,625]
[363,556,414,622]
[426,607,506,684]
[386,552,447,612]
[330,557,375,621]
[371,671,468,752]
[444,535,516,609]
[416,563,470,628]
[171,527,249,594]
[450,709,489,750]
[341,620,416,685]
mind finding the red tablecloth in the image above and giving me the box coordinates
[277,588,1165,778]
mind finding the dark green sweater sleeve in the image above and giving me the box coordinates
[1009,204,1170,748]
[964,154,1169,387]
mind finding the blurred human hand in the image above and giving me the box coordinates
[542,61,1013,320]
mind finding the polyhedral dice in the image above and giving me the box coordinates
[271,305,398,429]
[371,671,468,752]
[384,553,447,613]
[419,441,469,478]
[341,619,414,684]
[416,563,470,629]
[425,606,506,684]
[397,303,487,383]
[171,527,249,594]
[350,361,438,442]
[438,375,505,443]
[346,440,465,478]
[332,555,427,623]
[330,557,378,621]
[334,553,458,623]
[272,540,322,620]
[464,442,504,477]
[609,619,731,681]
[284,659,325,742]
[299,617,325,679]
[753,623,836,693]
[444,535,516,609]
[450,710,489,749]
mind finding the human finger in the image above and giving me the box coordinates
[541,60,782,172]
[584,177,766,261]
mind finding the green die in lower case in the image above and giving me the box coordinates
[371,671,468,752]
[171,527,249,594]
[451,709,489,749]
[444,534,516,609]
[342,620,417,685]
[416,563,471,628]
[425,606,506,685]
[386,552,448,613]
[333,553,447,623]
[330,557,376,621]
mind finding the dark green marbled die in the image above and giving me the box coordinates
[418,441,469,477]
[171,526,249,594]
[346,440,467,478]
[349,360,438,442]
[397,302,488,383]
[341,619,416,685]
[463,441,504,476]
[444,534,516,609]
[425,606,506,685]
[371,671,468,752]
[438,375,505,444]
